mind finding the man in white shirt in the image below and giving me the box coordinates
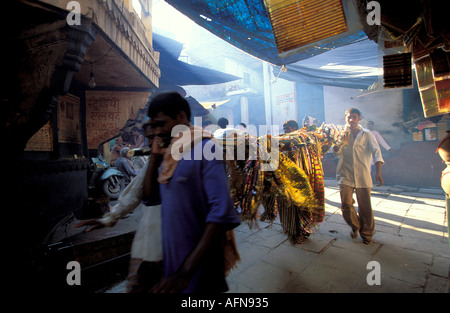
[367,120,391,182]
[367,120,391,151]
[333,108,384,244]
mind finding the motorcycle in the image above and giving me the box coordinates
[88,154,125,200]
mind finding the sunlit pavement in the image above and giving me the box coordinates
[106,179,449,293]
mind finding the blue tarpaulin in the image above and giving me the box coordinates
[164,0,368,66]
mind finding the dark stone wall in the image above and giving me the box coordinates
[17,158,90,248]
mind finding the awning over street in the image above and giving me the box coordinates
[279,37,380,89]
[153,32,240,86]
[164,0,368,66]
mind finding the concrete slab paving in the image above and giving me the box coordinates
[285,261,363,293]
[313,245,373,274]
[104,181,450,293]
[242,226,288,250]
[424,274,449,293]
[229,259,298,293]
[228,239,271,275]
[432,256,450,277]
[331,236,381,255]
[351,273,424,293]
[226,181,449,293]
[261,243,318,274]
[385,233,449,258]
[371,244,432,286]
[293,233,335,254]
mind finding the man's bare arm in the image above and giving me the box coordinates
[375,161,383,186]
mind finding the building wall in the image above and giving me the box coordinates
[7,0,159,253]
[39,0,159,87]
[270,78,296,134]
[268,79,326,134]
[324,86,406,148]
[18,159,89,246]
[296,83,325,126]
[322,85,446,187]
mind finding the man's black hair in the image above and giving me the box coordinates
[283,119,298,130]
[345,107,362,117]
[147,91,191,121]
[217,117,229,129]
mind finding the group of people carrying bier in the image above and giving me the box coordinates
[76,91,387,293]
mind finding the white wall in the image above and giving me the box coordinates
[324,86,407,149]
[271,78,297,135]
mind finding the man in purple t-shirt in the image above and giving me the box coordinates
[143,92,240,293]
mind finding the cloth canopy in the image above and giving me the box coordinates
[164,0,368,66]
[153,32,240,86]
[278,37,380,89]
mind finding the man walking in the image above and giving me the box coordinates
[333,108,384,244]
[143,91,240,293]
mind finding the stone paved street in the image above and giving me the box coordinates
[106,180,450,293]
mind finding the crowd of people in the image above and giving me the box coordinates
[76,91,392,293]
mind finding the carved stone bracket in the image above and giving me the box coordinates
[5,10,96,162]
[52,22,96,95]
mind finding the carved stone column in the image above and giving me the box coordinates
[1,3,96,275]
